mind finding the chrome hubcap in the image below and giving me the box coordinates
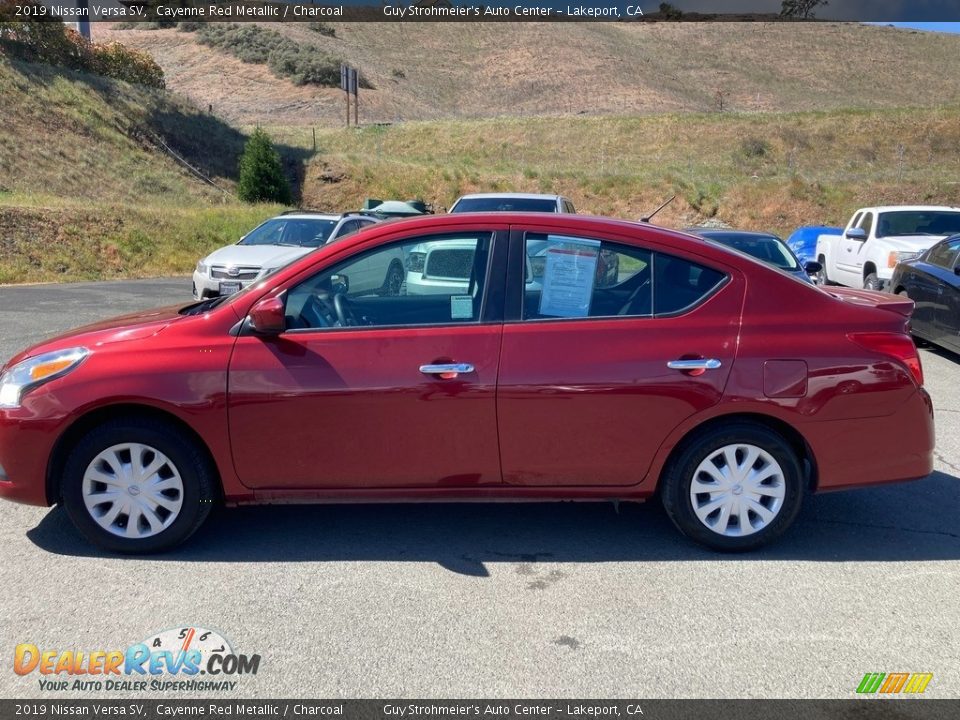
[82,443,184,539]
[689,443,786,537]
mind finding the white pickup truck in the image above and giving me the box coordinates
[815,205,960,291]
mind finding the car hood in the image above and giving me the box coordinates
[202,244,312,269]
[2,304,188,370]
[879,235,948,252]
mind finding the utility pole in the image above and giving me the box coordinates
[77,0,91,41]
[341,64,350,127]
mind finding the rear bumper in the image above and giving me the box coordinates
[806,387,935,492]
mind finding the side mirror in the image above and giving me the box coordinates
[248,296,285,335]
[804,260,822,275]
[845,228,868,241]
[954,264,960,276]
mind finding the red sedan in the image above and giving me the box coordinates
[0,214,934,552]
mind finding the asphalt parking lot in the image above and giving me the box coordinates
[0,278,958,699]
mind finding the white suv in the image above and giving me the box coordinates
[192,212,381,300]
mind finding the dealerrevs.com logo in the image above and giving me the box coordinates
[14,626,260,693]
[856,673,933,695]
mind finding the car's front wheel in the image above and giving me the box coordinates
[863,272,882,291]
[61,418,216,553]
[661,423,804,551]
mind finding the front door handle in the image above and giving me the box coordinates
[667,358,722,371]
[419,363,475,379]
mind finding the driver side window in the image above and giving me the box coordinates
[285,233,493,330]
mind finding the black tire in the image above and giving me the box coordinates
[816,256,832,286]
[863,272,881,291]
[383,263,404,296]
[61,417,217,554]
[660,422,804,552]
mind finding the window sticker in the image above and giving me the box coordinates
[450,295,474,320]
[538,235,600,318]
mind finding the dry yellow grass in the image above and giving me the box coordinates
[95,22,960,126]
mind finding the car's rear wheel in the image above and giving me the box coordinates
[383,263,404,296]
[61,418,216,553]
[661,423,804,551]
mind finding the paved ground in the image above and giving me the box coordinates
[0,278,957,699]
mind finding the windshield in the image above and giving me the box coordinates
[709,234,800,271]
[451,198,558,213]
[876,211,960,238]
[238,218,338,248]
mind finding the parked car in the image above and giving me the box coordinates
[192,212,382,300]
[785,225,842,265]
[890,234,960,353]
[449,193,576,214]
[0,213,933,553]
[815,205,960,291]
[685,229,821,284]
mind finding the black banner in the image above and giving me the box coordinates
[2,700,959,720]
[14,0,960,23]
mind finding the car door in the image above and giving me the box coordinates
[908,243,952,340]
[932,238,960,351]
[228,230,507,490]
[496,228,743,487]
[836,211,872,283]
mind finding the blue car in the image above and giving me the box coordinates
[785,225,843,265]
[685,229,821,284]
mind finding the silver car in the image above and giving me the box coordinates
[192,212,382,300]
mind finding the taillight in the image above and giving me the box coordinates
[847,332,923,386]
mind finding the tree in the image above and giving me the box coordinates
[237,128,291,205]
[780,0,828,18]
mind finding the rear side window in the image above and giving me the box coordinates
[653,254,725,315]
[522,234,725,320]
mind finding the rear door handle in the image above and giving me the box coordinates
[419,363,475,378]
[667,358,722,371]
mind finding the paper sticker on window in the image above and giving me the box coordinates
[451,295,473,320]
[538,236,600,318]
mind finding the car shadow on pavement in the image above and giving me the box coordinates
[26,471,960,573]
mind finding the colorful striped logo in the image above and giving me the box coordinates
[857,673,933,694]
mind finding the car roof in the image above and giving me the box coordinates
[273,212,341,221]
[454,193,564,201]
[859,205,960,213]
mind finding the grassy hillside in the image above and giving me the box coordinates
[0,57,283,284]
[95,22,960,125]
[292,107,960,236]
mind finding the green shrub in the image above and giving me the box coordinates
[237,128,292,205]
[0,2,164,88]
[92,42,165,89]
[192,23,346,88]
[740,137,771,158]
[307,22,336,37]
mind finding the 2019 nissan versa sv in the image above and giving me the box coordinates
[0,214,934,553]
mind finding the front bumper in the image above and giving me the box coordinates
[0,406,62,507]
[193,272,256,300]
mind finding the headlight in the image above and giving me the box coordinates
[259,266,279,278]
[888,251,920,268]
[0,348,88,409]
[196,261,208,275]
[405,252,426,273]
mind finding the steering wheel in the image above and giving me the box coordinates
[333,292,359,327]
